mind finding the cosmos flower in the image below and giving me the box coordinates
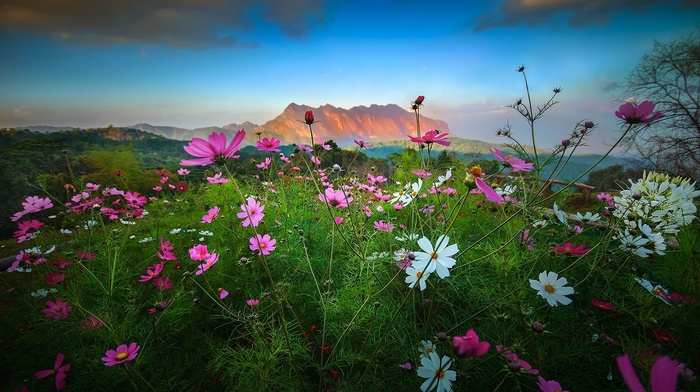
[319,188,353,208]
[616,354,680,392]
[529,271,574,307]
[453,329,490,358]
[464,166,502,204]
[405,267,431,291]
[257,137,281,152]
[538,376,569,392]
[408,130,451,146]
[417,352,457,392]
[35,353,70,391]
[249,234,276,256]
[42,298,73,320]
[489,149,533,172]
[554,242,591,256]
[615,101,664,124]
[237,197,265,227]
[304,110,315,124]
[102,343,140,366]
[180,130,245,166]
[412,235,458,279]
[202,206,220,224]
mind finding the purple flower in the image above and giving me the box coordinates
[180,130,246,166]
[453,329,490,358]
[102,342,140,366]
[615,101,664,124]
[616,354,681,392]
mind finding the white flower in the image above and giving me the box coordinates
[412,235,458,279]
[553,202,568,225]
[529,271,574,306]
[435,169,452,187]
[169,228,182,235]
[418,340,436,359]
[633,277,671,305]
[417,352,457,392]
[395,233,420,242]
[617,228,653,258]
[138,237,154,243]
[406,267,431,291]
[575,211,600,223]
[390,179,423,206]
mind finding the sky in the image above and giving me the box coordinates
[1,0,699,153]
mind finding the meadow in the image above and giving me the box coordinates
[1,74,699,392]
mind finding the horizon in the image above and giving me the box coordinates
[1,0,699,154]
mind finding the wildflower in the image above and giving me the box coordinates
[189,244,213,261]
[102,342,140,366]
[399,361,413,370]
[22,196,54,214]
[390,179,423,206]
[35,353,70,390]
[651,329,679,344]
[304,110,315,125]
[157,238,177,261]
[257,137,281,152]
[615,101,664,124]
[139,262,165,282]
[552,202,568,224]
[80,314,105,331]
[256,156,272,169]
[412,235,458,279]
[497,346,539,375]
[218,288,229,299]
[206,172,229,184]
[42,298,73,320]
[554,242,590,256]
[354,139,372,149]
[13,219,45,243]
[617,228,654,258]
[529,271,574,307]
[180,130,246,166]
[177,168,190,175]
[419,340,436,359]
[417,352,457,392]
[616,354,680,392]
[464,166,502,204]
[373,220,395,233]
[519,230,536,250]
[153,277,172,291]
[413,95,425,107]
[176,182,188,192]
[592,298,616,311]
[195,253,219,275]
[538,376,569,392]
[490,149,533,172]
[575,211,601,223]
[44,271,66,285]
[409,130,451,146]
[334,217,344,225]
[319,188,353,208]
[311,155,321,165]
[249,234,276,256]
[201,206,220,224]
[405,267,431,291]
[237,197,265,227]
[453,329,490,358]
[412,169,433,179]
[246,299,260,307]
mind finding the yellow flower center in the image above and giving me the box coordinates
[470,166,483,177]
[416,271,423,279]
[544,284,556,294]
[116,352,128,360]
[435,368,445,379]
[431,252,439,259]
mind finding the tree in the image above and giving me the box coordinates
[616,28,700,181]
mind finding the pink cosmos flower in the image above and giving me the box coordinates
[490,149,533,172]
[497,346,539,375]
[13,219,45,243]
[189,244,213,261]
[367,173,387,185]
[256,157,272,169]
[615,101,664,124]
[592,298,616,311]
[44,271,66,285]
[246,299,260,306]
[453,329,490,358]
[237,197,265,227]
[22,196,54,214]
[538,376,569,392]
[257,137,281,152]
[319,188,353,208]
[411,169,432,179]
[35,352,70,391]
[373,220,395,233]
[465,166,502,204]
[554,242,591,256]
[195,253,219,275]
[102,342,140,366]
[207,172,229,184]
[80,314,105,331]
[354,139,372,149]
[139,262,165,282]
[42,298,72,320]
[334,217,344,225]
[616,354,681,392]
[153,185,163,192]
[157,238,177,261]
[311,155,321,165]
[153,276,172,291]
[180,130,246,166]
[177,168,190,175]
[249,234,276,256]
[202,206,220,224]
[218,288,229,299]
[408,130,451,146]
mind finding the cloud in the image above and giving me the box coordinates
[12,106,32,119]
[0,0,327,48]
[474,0,696,31]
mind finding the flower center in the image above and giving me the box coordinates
[431,252,439,259]
[544,284,556,294]
[434,368,445,379]
[115,352,128,361]
[416,271,423,279]
[470,166,483,178]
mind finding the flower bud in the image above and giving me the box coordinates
[508,361,521,372]
[561,139,571,147]
[437,332,447,342]
[304,110,315,125]
[414,95,425,105]
[531,322,544,333]
[584,121,595,129]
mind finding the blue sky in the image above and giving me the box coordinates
[1,0,698,152]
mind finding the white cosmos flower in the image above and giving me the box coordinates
[412,235,459,279]
[417,352,457,392]
[529,271,574,307]
[575,211,600,223]
[406,267,431,291]
[553,202,568,225]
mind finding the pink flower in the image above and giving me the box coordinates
[592,298,616,311]
[256,156,272,169]
[304,110,315,125]
[615,101,664,124]
[42,298,72,320]
[13,219,45,243]
[367,173,386,185]
[189,244,213,261]
[319,188,353,208]
[180,130,246,166]
[497,346,539,375]
[408,130,451,146]
[411,169,432,179]
[237,197,265,227]
[139,262,165,282]
[311,155,321,165]
[35,352,70,390]
[413,95,425,106]
[206,172,229,184]
[218,288,229,299]
[157,238,177,261]
[249,234,276,256]
[554,242,591,256]
[453,329,490,358]
[153,276,172,291]
[257,137,281,152]
[80,314,105,331]
[616,354,680,392]
[177,168,190,175]
[195,253,219,275]
[246,299,260,307]
[538,376,569,392]
[44,271,66,285]
[465,167,502,204]
[354,139,372,149]
[334,217,344,225]
[22,196,54,214]
[102,342,140,366]
[152,186,162,192]
[373,220,395,233]
[490,149,533,172]
[202,206,220,224]
[597,192,613,202]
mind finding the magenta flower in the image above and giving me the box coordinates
[195,253,219,275]
[249,234,276,256]
[157,238,177,261]
[139,262,165,282]
[180,130,246,166]
[218,288,229,299]
[79,314,105,331]
[102,342,140,366]
[538,376,569,392]
[207,172,229,184]
[44,271,66,285]
[465,167,502,204]
[616,354,681,392]
[35,352,70,390]
[497,346,539,374]
[42,298,72,321]
[257,137,281,152]
[13,219,45,243]
[453,329,490,358]
[256,157,272,169]
[22,196,54,214]
[413,95,425,106]
[334,217,344,225]
[311,155,321,165]
[408,130,451,146]
[246,299,260,306]
[554,242,591,256]
[201,206,220,224]
[153,276,172,291]
[319,188,353,208]
[490,149,533,172]
[354,139,372,149]
[592,298,616,311]
[373,220,395,233]
[615,101,664,124]
[189,244,214,261]
[177,168,190,175]
[237,197,265,227]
